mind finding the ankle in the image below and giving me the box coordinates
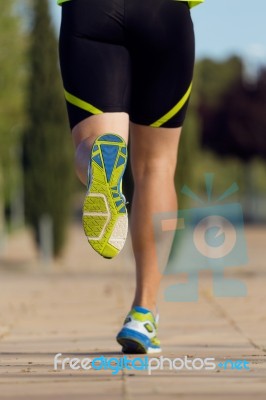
[131,301,157,317]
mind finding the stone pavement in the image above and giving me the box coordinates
[0,225,265,399]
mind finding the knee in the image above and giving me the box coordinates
[132,158,176,184]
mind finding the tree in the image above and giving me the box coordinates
[200,67,266,161]
[0,0,27,237]
[197,58,266,222]
[23,0,74,256]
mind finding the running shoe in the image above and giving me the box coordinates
[82,134,128,259]
[116,306,161,354]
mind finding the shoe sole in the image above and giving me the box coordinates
[82,134,128,259]
[116,328,161,354]
[117,337,161,354]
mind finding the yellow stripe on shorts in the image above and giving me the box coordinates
[64,89,103,115]
[150,82,193,128]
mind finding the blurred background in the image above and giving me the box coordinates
[0,0,265,267]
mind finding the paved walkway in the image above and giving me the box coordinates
[0,225,265,399]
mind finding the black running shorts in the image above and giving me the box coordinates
[59,0,195,129]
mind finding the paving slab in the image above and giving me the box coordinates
[0,225,265,399]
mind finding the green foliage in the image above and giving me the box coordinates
[178,56,266,216]
[0,0,27,206]
[198,57,266,162]
[196,56,243,108]
[176,57,246,207]
[23,0,74,256]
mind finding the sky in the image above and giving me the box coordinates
[50,0,266,65]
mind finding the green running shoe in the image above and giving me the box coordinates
[116,306,161,354]
[82,134,128,259]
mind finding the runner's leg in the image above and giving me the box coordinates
[130,124,182,314]
[59,0,130,257]
[72,113,129,186]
